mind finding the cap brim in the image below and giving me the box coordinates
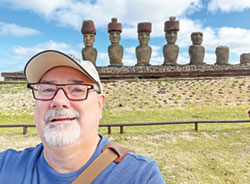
[24,50,97,84]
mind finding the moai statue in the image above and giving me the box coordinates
[240,53,250,64]
[163,17,179,65]
[136,22,152,66]
[215,46,229,65]
[81,20,97,66]
[189,32,205,65]
[108,18,123,67]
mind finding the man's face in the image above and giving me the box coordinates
[84,34,95,47]
[165,31,177,44]
[138,32,150,45]
[109,31,121,44]
[34,66,105,147]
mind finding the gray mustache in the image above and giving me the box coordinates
[44,109,80,123]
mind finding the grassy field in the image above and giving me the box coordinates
[0,77,250,183]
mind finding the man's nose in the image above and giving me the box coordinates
[50,88,70,109]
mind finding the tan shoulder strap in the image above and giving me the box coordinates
[72,142,133,184]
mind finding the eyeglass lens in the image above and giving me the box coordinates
[32,84,91,100]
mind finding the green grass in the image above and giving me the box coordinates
[101,106,249,124]
[1,105,248,126]
[0,113,33,124]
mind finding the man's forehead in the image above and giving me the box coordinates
[40,79,86,84]
[40,66,94,83]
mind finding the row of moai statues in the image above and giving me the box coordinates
[81,17,250,66]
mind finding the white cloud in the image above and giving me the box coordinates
[8,40,79,60]
[178,52,189,65]
[151,45,161,57]
[124,47,136,55]
[122,53,136,66]
[177,18,204,48]
[204,52,216,64]
[216,27,250,54]
[123,27,137,39]
[122,47,136,65]
[0,21,40,37]
[97,52,109,66]
[208,0,250,12]
[1,0,202,30]
[151,45,163,65]
[1,0,71,17]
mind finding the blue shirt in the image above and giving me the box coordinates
[0,135,165,183]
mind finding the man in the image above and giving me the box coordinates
[0,50,165,183]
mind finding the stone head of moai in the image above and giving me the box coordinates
[108,18,123,66]
[137,22,152,46]
[108,18,122,45]
[164,16,179,44]
[191,32,203,45]
[81,20,97,65]
[81,20,96,47]
[240,53,250,65]
[215,46,229,65]
[189,31,205,65]
[135,22,152,66]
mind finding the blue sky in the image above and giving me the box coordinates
[0,0,250,73]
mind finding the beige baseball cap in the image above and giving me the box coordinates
[24,50,103,93]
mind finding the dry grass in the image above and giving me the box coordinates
[1,76,250,114]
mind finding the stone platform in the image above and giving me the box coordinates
[97,64,250,80]
[2,63,250,81]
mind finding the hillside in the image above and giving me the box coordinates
[0,76,249,116]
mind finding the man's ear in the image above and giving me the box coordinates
[97,94,105,110]
[97,94,105,120]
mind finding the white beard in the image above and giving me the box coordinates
[43,109,81,146]
[44,121,80,146]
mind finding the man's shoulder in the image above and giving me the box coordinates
[99,135,155,166]
[0,143,43,169]
[0,143,43,157]
[96,146,165,183]
[98,136,165,183]
[126,151,153,162]
[120,151,158,173]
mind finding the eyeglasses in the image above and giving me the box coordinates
[27,83,99,101]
